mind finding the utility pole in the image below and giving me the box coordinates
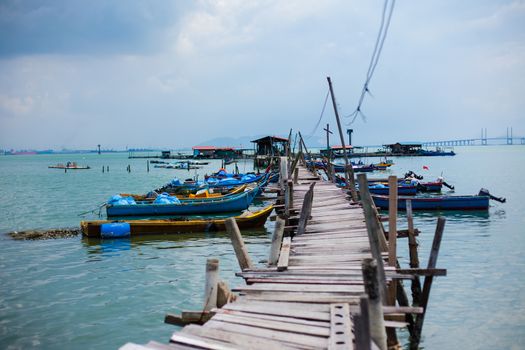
[323,124,333,159]
[327,76,357,201]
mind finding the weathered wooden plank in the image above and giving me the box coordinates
[211,313,330,337]
[277,236,291,271]
[229,299,331,313]
[182,325,300,350]
[396,268,447,276]
[245,278,364,285]
[234,283,364,293]
[241,292,363,303]
[205,320,328,348]
[328,303,353,350]
[212,308,329,328]
[170,332,240,350]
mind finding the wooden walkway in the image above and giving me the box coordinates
[122,163,442,350]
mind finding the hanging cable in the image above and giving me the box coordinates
[345,0,396,125]
[305,88,330,139]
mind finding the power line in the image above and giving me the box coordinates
[346,0,396,125]
[305,89,330,139]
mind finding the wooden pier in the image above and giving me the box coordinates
[122,156,446,350]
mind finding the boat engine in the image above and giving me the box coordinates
[478,188,506,203]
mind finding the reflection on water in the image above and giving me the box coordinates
[82,227,270,251]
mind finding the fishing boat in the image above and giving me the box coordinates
[49,162,90,170]
[106,185,260,217]
[374,158,394,168]
[371,189,505,210]
[154,162,201,170]
[368,184,417,195]
[157,172,270,194]
[120,184,248,201]
[81,205,274,238]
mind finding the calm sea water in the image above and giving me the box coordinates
[0,147,524,349]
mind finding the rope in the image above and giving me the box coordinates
[78,202,107,217]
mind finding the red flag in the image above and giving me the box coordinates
[423,165,429,170]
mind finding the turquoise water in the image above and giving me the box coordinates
[1,147,524,349]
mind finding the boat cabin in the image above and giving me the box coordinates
[192,146,240,159]
[383,142,423,155]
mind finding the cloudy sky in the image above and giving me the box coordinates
[0,0,524,150]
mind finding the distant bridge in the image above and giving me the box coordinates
[421,128,524,147]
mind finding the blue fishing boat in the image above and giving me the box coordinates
[156,173,270,194]
[371,189,505,210]
[368,184,417,196]
[106,185,260,217]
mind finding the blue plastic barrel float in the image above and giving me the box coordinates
[100,223,131,238]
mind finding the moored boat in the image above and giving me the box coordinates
[120,184,248,201]
[371,189,505,210]
[368,184,417,196]
[106,185,260,217]
[49,162,90,170]
[81,205,274,237]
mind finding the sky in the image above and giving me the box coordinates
[0,0,524,150]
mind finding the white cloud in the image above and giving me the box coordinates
[0,95,34,115]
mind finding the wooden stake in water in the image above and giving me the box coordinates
[203,259,219,311]
[225,218,253,271]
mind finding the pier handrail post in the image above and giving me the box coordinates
[286,179,294,217]
[354,295,371,350]
[362,258,388,350]
[296,182,315,235]
[279,156,289,192]
[268,217,285,265]
[288,150,302,178]
[203,258,219,311]
[326,76,358,202]
[412,217,446,348]
[293,167,299,185]
[225,218,254,271]
[387,176,398,307]
[357,174,388,302]
[406,200,422,304]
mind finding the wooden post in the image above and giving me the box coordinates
[371,204,388,252]
[289,152,302,177]
[293,167,299,185]
[286,180,293,216]
[279,156,288,192]
[147,160,150,172]
[412,217,446,348]
[216,281,236,308]
[102,166,104,173]
[268,217,285,266]
[354,295,371,350]
[406,200,422,305]
[326,76,358,202]
[357,174,387,302]
[387,176,398,307]
[296,182,315,236]
[203,258,219,311]
[225,218,253,271]
[362,258,387,350]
